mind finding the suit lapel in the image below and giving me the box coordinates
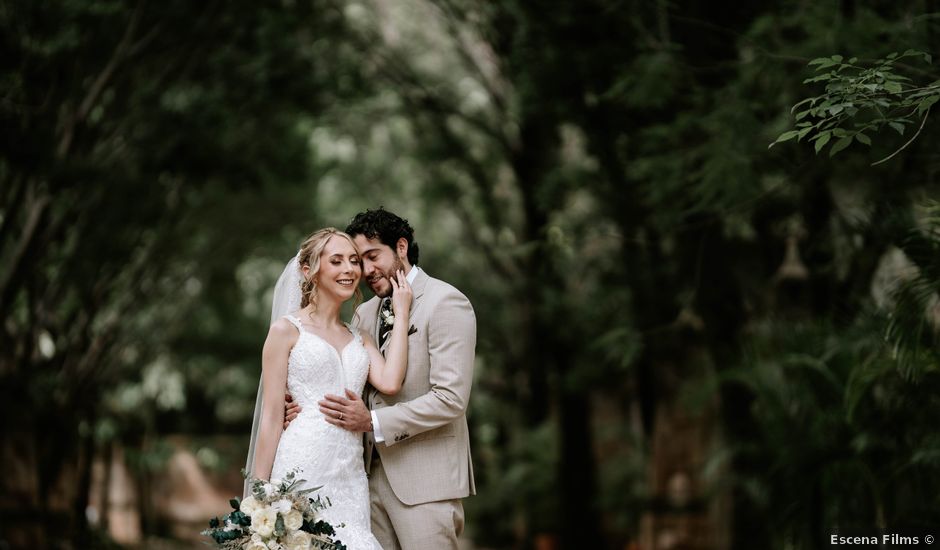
[373,301,382,344]
[407,268,428,328]
[410,267,428,304]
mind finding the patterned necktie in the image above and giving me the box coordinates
[378,298,393,348]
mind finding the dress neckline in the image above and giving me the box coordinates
[285,315,359,362]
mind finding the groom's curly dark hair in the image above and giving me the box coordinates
[345,208,420,266]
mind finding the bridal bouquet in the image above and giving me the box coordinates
[202,470,346,550]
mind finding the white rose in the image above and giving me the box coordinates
[249,507,278,538]
[284,508,304,531]
[243,541,267,550]
[271,498,292,515]
[283,530,312,550]
[263,483,278,498]
[240,496,261,515]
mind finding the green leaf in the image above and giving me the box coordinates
[769,130,800,149]
[230,498,240,510]
[776,130,800,142]
[808,57,832,66]
[855,133,871,146]
[813,60,839,72]
[814,132,831,153]
[908,89,938,99]
[828,105,844,115]
[832,128,849,138]
[884,81,903,94]
[889,121,906,135]
[829,135,853,157]
[804,74,833,83]
[917,95,938,115]
[790,97,815,113]
[831,55,843,63]
[797,127,813,141]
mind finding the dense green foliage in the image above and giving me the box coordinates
[772,50,940,163]
[2,1,939,549]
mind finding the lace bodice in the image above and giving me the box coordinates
[282,317,369,411]
[270,315,380,550]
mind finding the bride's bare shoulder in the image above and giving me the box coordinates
[267,318,299,341]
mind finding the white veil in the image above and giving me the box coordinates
[244,253,303,495]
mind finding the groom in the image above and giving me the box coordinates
[296,208,476,549]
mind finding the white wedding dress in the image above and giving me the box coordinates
[270,314,382,550]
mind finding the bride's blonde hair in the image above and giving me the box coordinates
[297,228,363,310]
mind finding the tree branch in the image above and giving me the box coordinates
[0,174,27,253]
[0,187,49,314]
[372,46,513,153]
[56,1,146,159]
[433,1,511,117]
[871,107,930,166]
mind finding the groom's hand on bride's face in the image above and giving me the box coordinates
[284,393,302,429]
[319,389,371,433]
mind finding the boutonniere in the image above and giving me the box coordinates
[379,300,417,342]
[380,315,416,336]
[380,306,395,328]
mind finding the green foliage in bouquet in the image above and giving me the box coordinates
[202,470,347,550]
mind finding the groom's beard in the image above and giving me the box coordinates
[368,258,406,298]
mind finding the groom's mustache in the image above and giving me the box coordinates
[366,264,403,287]
[366,273,387,286]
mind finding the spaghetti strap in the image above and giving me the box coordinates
[345,323,362,344]
[283,314,303,332]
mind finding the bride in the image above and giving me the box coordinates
[244,227,412,550]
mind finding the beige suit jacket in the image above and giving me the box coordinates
[353,268,476,506]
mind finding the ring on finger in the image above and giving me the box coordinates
[339,412,344,421]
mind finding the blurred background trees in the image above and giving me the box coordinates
[1,0,938,549]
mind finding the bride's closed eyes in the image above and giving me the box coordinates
[328,255,361,266]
